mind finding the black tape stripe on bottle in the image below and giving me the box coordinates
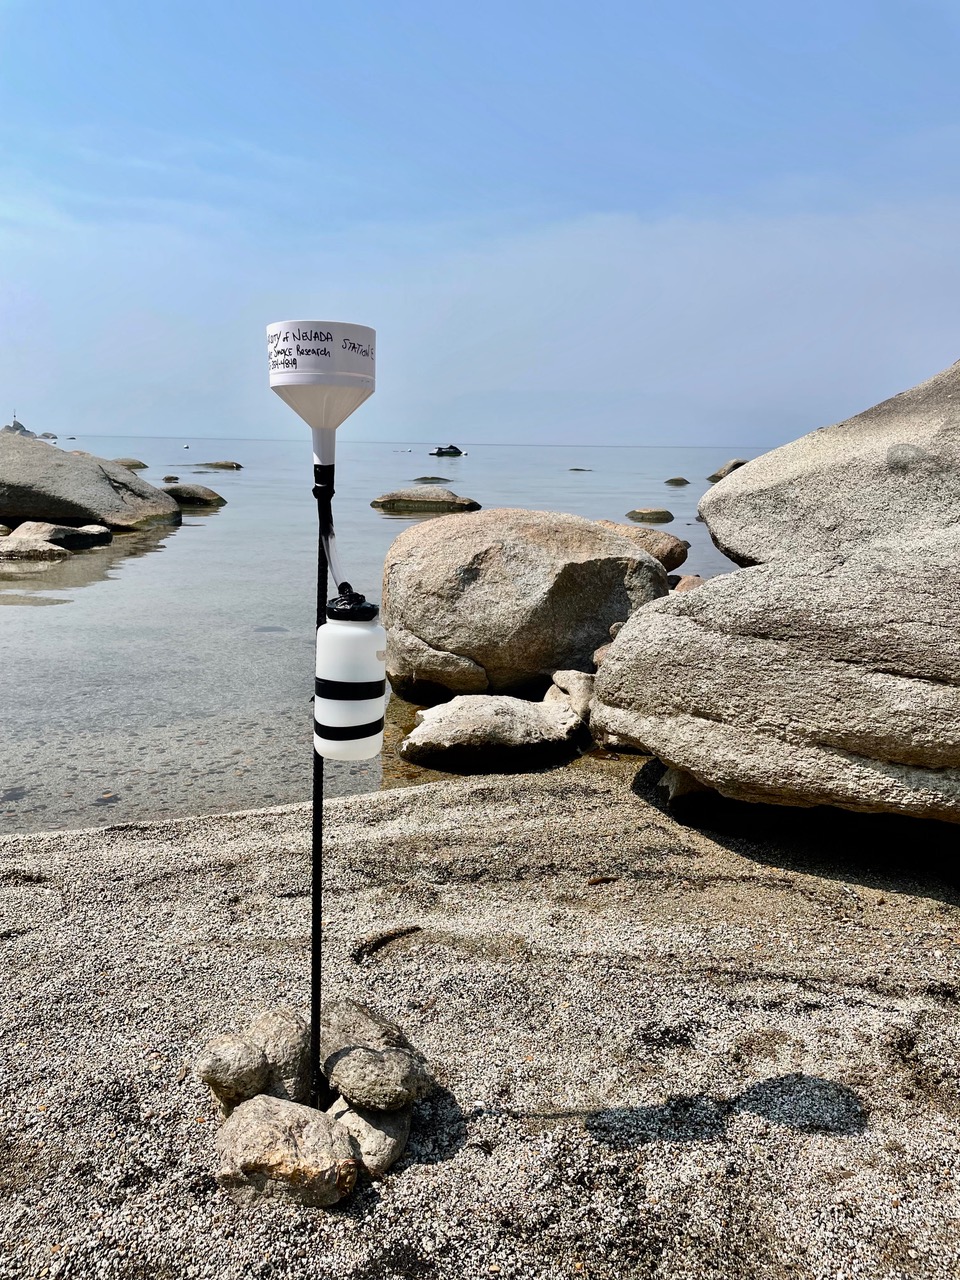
[314,717,385,741]
[314,677,386,701]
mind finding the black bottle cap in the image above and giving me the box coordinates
[326,582,380,621]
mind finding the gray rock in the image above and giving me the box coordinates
[412,475,450,483]
[0,525,10,537]
[400,694,582,768]
[592,528,960,822]
[371,486,480,513]
[320,998,432,1111]
[672,574,705,593]
[196,1033,269,1113]
[326,1096,411,1175]
[383,509,668,699]
[593,520,688,571]
[112,458,148,470]
[700,360,960,566]
[215,1095,358,1207]
[0,434,180,530]
[664,477,689,486]
[39,433,57,440]
[592,642,612,668]
[547,670,595,722]
[162,475,179,483]
[707,458,749,483]
[200,460,243,469]
[625,508,674,524]
[10,521,112,550]
[1,419,35,439]
[246,1007,310,1103]
[163,483,227,508]
[0,537,67,561]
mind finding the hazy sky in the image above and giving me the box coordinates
[2,0,960,444]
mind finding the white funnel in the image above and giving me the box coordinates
[267,321,375,430]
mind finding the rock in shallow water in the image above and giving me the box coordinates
[163,483,226,507]
[625,507,674,524]
[592,527,960,823]
[10,520,112,549]
[707,458,748,483]
[320,997,433,1111]
[383,508,667,700]
[592,520,688,572]
[0,434,180,530]
[371,486,480,512]
[215,1095,358,1207]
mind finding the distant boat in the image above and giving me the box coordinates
[429,444,463,457]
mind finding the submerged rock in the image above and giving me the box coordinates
[371,486,480,513]
[112,458,148,470]
[163,483,227,508]
[0,537,68,561]
[625,508,674,524]
[200,460,243,469]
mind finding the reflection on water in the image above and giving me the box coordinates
[0,523,178,602]
[0,435,752,832]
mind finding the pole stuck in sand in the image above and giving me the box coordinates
[266,320,383,1104]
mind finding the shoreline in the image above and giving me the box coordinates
[1,772,958,1277]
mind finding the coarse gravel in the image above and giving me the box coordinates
[0,766,959,1279]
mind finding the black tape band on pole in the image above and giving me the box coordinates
[315,676,386,701]
[314,717,385,741]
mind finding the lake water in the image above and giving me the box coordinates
[0,437,754,833]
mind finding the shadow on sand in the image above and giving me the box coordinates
[631,758,960,908]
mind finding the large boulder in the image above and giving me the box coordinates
[591,527,960,823]
[383,509,668,699]
[0,435,180,530]
[700,360,960,566]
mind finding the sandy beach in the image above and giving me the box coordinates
[1,764,958,1279]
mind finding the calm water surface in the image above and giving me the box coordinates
[0,437,753,832]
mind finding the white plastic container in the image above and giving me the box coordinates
[314,591,387,761]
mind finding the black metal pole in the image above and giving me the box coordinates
[311,460,335,1107]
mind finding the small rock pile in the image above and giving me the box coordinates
[197,998,434,1207]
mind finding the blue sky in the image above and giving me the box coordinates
[2,0,960,443]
